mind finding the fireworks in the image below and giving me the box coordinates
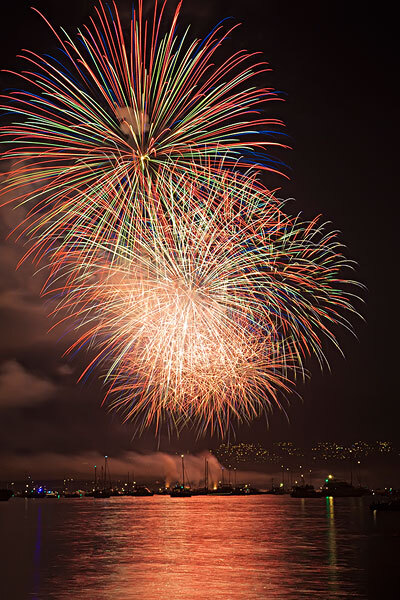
[44,172,358,435]
[0,2,361,436]
[0,0,287,261]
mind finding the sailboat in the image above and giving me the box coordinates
[192,457,210,495]
[170,455,192,497]
[93,458,111,498]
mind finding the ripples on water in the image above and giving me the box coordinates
[1,496,399,599]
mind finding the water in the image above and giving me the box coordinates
[1,495,399,599]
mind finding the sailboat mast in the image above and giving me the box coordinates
[204,457,208,491]
[181,454,185,488]
[104,455,110,489]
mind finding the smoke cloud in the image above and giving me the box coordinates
[0,450,276,488]
[0,360,57,408]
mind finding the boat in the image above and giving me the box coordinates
[265,486,285,495]
[169,455,192,497]
[0,489,13,501]
[170,484,192,497]
[322,477,371,497]
[233,485,260,495]
[128,485,154,497]
[291,484,322,498]
[93,489,111,498]
[91,457,111,498]
[45,491,59,498]
[211,483,234,495]
[265,478,286,495]
[370,499,400,512]
[191,457,210,495]
[24,486,47,498]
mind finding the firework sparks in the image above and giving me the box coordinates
[0,2,361,436]
[41,173,359,435]
[0,0,287,258]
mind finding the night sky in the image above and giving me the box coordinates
[0,1,398,476]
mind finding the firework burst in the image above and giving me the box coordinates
[0,0,287,250]
[41,173,359,435]
[0,2,361,436]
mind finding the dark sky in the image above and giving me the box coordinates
[0,0,398,476]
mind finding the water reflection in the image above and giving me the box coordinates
[1,496,398,599]
[325,496,338,595]
[33,505,42,600]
